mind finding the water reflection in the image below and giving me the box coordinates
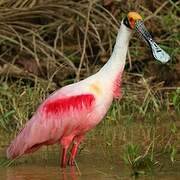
[4,166,80,180]
[1,158,121,180]
[0,146,123,180]
[62,167,78,180]
[3,164,180,180]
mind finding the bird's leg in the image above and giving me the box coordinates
[68,135,84,166]
[61,147,68,168]
[68,142,78,166]
[60,136,74,168]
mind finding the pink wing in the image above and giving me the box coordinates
[7,93,95,159]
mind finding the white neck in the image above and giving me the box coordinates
[98,22,132,79]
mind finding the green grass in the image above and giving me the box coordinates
[0,0,179,176]
[122,143,157,176]
[0,76,179,172]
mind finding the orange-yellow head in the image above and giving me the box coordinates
[123,12,142,29]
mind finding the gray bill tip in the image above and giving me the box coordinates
[149,39,170,63]
[135,20,170,63]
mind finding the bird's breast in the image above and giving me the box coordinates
[89,81,102,97]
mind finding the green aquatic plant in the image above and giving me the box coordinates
[123,143,157,176]
[170,145,177,163]
[172,88,180,114]
[0,157,15,167]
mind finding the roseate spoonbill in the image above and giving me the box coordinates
[7,12,170,168]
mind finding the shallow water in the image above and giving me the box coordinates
[0,146,127,180]
[1,120,180,180]
[1,146,180,180]
[0,164,125,180]
[1,160,180,180]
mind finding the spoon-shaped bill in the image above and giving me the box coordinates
[135,20,170,63]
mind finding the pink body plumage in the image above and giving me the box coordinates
[7,85,113,167]
[7,21,132,167]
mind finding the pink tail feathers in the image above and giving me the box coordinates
[7,135,25,159]
[6,115,55,159]
[6,119,36,159]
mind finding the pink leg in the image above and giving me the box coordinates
[60,135,74,168]
[68,135,84,166]
[61,147,68,168]
[68,143,78,166]
[70,166,77,180]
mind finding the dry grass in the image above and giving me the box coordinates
[0,0,179,85]
[0,0,179,172]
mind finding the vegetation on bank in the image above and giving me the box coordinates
[0,0,179,176]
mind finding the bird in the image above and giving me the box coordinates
[7,12,170,168]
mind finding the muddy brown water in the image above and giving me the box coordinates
[1,145,180,180]
[1,121,180,180]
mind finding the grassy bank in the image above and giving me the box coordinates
[0,0,179,175]
[0,77,179,175]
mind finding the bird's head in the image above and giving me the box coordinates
[123,11,170,63]
[123,12,142,29]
